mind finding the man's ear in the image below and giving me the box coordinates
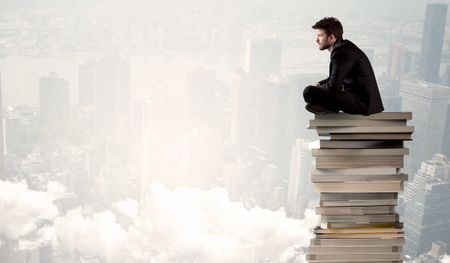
[328,34,336,42]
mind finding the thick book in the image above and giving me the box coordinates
[315,232,404,239]
[320,193,398,200]
[321,213,399,223]
[311,167,400,176]
[314,181,404,193]
[310,238,405,247]
[318,140,404,149]
[320,199,398,207]
[312,148,409,156]
[314,112,412,120]
[308,119,406,128]
[308,246,402,254]
[306,253,402,261]
[315,206,395,215]
[321,133,412,140]
[314,226,403,234]
[322,222,403,229]
[317,126,414,135]
[316,155,404,161]
[311,173,408,183]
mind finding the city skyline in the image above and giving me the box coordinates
[1,0,450,262]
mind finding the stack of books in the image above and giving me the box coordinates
[306,112,413,263]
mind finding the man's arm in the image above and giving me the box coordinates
[319,47,354,92]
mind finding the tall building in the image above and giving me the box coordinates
[418,3,448,83]
[400,80,450,171]
[388,44,413,80]
[254,78,289,172]
[0,73,4,178]
[244,38,282,78]
[187,67,220,125]
[95,56,130,135]
[286,139,314,218]
[78,60,96,107]
[403,154,450,257]
[39,72,70,122]
[229,69,258,148]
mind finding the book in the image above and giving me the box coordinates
[320,193,398,200]
[308,119,406,128]
[306,253,402,261]
[315,206,395,215]
[314,181,404,192]
[317,126,414,135]
[308,246,402,254]
[314,226,403,234]
[311,167,400,176]
[321,213,399,223]
[315,162,404,169]
[320,199,398,207]
[315,233,404,239]
[321,133,412,140]
[322,222,402,229]
[311,173,408,183]
[310,238,405,247]
[314,112,412,120]
[318,140,404,149]
[312,148,409,156]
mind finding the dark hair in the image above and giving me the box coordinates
[312,17,343,40]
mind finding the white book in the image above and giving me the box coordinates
[311,167,399,176]
[312,148,409,156]
[314,112,412,120]
[308,119,406,128]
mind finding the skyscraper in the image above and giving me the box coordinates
[403,154,450,257]
[418,3,448,83]
[78,60,96,107]
[39,72,70,122]
[388,44,413,81]
[0,73,4,178]
[95,56,130,135]
[400,80,450,171]
[244,38,282,78]
[286,139,314,218]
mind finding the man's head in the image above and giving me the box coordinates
[312,17,343,51]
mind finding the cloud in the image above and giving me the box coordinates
[442,255,450,263]
[0,180,60,240]
[54,208,128,262]
[54,184,317,262]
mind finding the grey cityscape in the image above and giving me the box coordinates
[1,0,450,262]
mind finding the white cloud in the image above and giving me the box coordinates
[442,255,450,263]
[0,180,59,240]
[54,208,128,263]
[57,184,316,262]
[113,198,139,218]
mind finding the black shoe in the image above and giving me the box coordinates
[305,104,339,115]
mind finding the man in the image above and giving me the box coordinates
[303,17,384,115]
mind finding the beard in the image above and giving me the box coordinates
[319,42,332,50]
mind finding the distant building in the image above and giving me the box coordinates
[387,44,413,80]
[418,3,448,83]
[244,38,282,78]
[94,56,130,135]
[0,73,5,178]
[403,154,450,257]
[286,139,314,218]
[400,80,450,171]
[39,72,70,122]
[78,60,96,107]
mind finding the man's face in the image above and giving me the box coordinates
[315,29,334,51]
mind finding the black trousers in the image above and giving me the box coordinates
[303,85,369,115]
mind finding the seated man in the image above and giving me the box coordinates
[303,17,384,115]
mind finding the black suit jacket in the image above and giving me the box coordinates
[318,39,384,115]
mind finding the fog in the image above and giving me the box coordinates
[1,0,450,262]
